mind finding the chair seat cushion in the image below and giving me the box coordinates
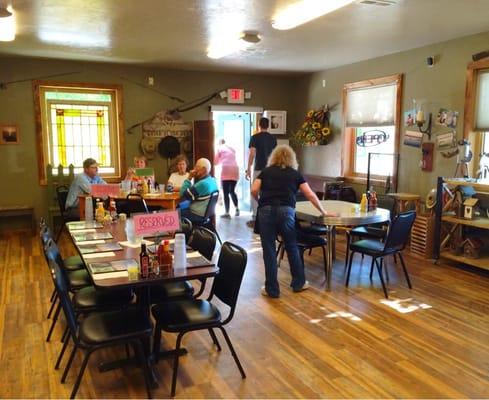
[79,308,152,345]
[149,281,194,303]
[297,231,327,247]
[350,226,386,239]
[152,299,221,331]
[350,239,385,255]
[74,286,133,311]
[297,221,328,236]
[67,269,92,290]
[63,255,85,271]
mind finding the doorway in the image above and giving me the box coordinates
[212,111,256,213]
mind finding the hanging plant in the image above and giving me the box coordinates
[291,105,332,146]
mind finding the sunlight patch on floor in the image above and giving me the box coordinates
[380,297,433,314]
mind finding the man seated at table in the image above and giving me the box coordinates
[65,158,106,219]
[179,158,218,223]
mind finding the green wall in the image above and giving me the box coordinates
[294,30,489,200]
[0,56,299,223]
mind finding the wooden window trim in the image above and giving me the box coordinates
[33,80,125,185]
[341,73,403,188]
[463,58,489,139]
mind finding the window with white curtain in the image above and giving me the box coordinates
[342,74,402,183]
[475,69,489,131]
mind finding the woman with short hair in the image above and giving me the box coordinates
[251,145,326,298]
[168,154,190,192]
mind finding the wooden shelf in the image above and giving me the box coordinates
[443,178,489,193]
[441,214,489,229]
[440,251,489,270]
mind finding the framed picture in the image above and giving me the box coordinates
[264,110,287,134]
[0,124,20,145]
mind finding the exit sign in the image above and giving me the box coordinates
[227,88,245,104]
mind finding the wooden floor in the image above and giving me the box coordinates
[1,214,489,398]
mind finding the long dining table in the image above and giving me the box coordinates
[295,200,390,290]
[66,218,218,384]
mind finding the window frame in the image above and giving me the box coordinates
[463,58,489,178]
[341,73,403,187]
[33,80,126,185]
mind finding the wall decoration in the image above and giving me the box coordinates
[263,110,287,134]
[141,110,193,162]
[404,130,423,148]
[0,124,19,144]
[436,131,456,150]
[404,109,416,127]
[436,108,459,128]
[291,105,331,146]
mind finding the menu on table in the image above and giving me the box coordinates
[77,242,123,254]
[67,221,103,230]
[72,231,113,242]
[87,259,138,274]
[186,252,213,268]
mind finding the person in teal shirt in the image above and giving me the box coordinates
[179,158,218,222]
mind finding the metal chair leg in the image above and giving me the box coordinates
[345,251,355,287]
[61,343,78,383]
[47,292,58,319]
[398,252,412,289]
[55,334,71,370]
[133,339,153,399]
[46,302,61,342]
[171,333,185,397]
[218,326,246,379]
[374,258,389,298]
[208,328,221,351]
[70,350,92,399]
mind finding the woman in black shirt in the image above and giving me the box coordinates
[251,145,326,298]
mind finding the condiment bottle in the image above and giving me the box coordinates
[360,193,368,212]
[95,200,105,222]
[139,243,149,278]
[142,179,149,195]
[158,240,172,273]
[108,198,117,220]
[370,191,378,210]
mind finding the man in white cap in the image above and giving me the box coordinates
[179,158,218,222]
[65,158,106,219]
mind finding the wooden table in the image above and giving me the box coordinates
[295,200,390,289]
[387,192,420,213]
[78,192,181,219]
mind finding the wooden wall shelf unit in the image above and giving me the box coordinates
[433,177,489,271]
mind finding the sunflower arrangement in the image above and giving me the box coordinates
[292,106,331,146]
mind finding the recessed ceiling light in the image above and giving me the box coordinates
[272,0,355,30]
[241,31,261,44]
[207,31,260,59]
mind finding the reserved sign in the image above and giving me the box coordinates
[91,183,120,198]
[133,210,181,236]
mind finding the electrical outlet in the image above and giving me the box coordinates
[148,76,154,86]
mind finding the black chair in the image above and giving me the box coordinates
[344,194,397,269]
[188,191,222,244]
[345,210,416,298]
[151,241,247,397]
[149,226,217,303]
[115,193,149,217]
[49,259,152,399]
[177,217,193,243]
[56,185,79,241]
[277,222,328,280]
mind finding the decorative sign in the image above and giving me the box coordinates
[135,167,155,177]
[356,130,389,147]
[133,210,181,236]
[90,183,120,198]
[227,88,245,104]
[403,130,423,148]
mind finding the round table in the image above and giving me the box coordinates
[295,200,391,289]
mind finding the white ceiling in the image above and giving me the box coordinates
[1,0,489,74]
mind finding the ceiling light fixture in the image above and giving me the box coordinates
[272,0,355,30]
[0,5,15,41]
[207,31,260,59]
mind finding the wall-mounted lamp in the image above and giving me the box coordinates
[416,110,432,140]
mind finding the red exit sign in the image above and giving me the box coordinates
[227,88,245,104]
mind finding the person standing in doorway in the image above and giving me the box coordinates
[214,139,240,218]
[245,117,277,228]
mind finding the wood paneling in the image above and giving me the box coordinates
[0,217,488,398]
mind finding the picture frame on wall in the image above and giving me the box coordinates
[264,110,287,134]
[0,124,20,145]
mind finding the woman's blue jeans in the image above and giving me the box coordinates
[258,205,306,297]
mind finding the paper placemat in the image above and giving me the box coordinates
[78,240,106,245]
[92,271,129,280]
[83,251,117,259]
[187,251,203,258]
[119,240,153,248]
[71,228,97,233]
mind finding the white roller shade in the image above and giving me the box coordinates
[346,83,397,127]
[475,69,489,131]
